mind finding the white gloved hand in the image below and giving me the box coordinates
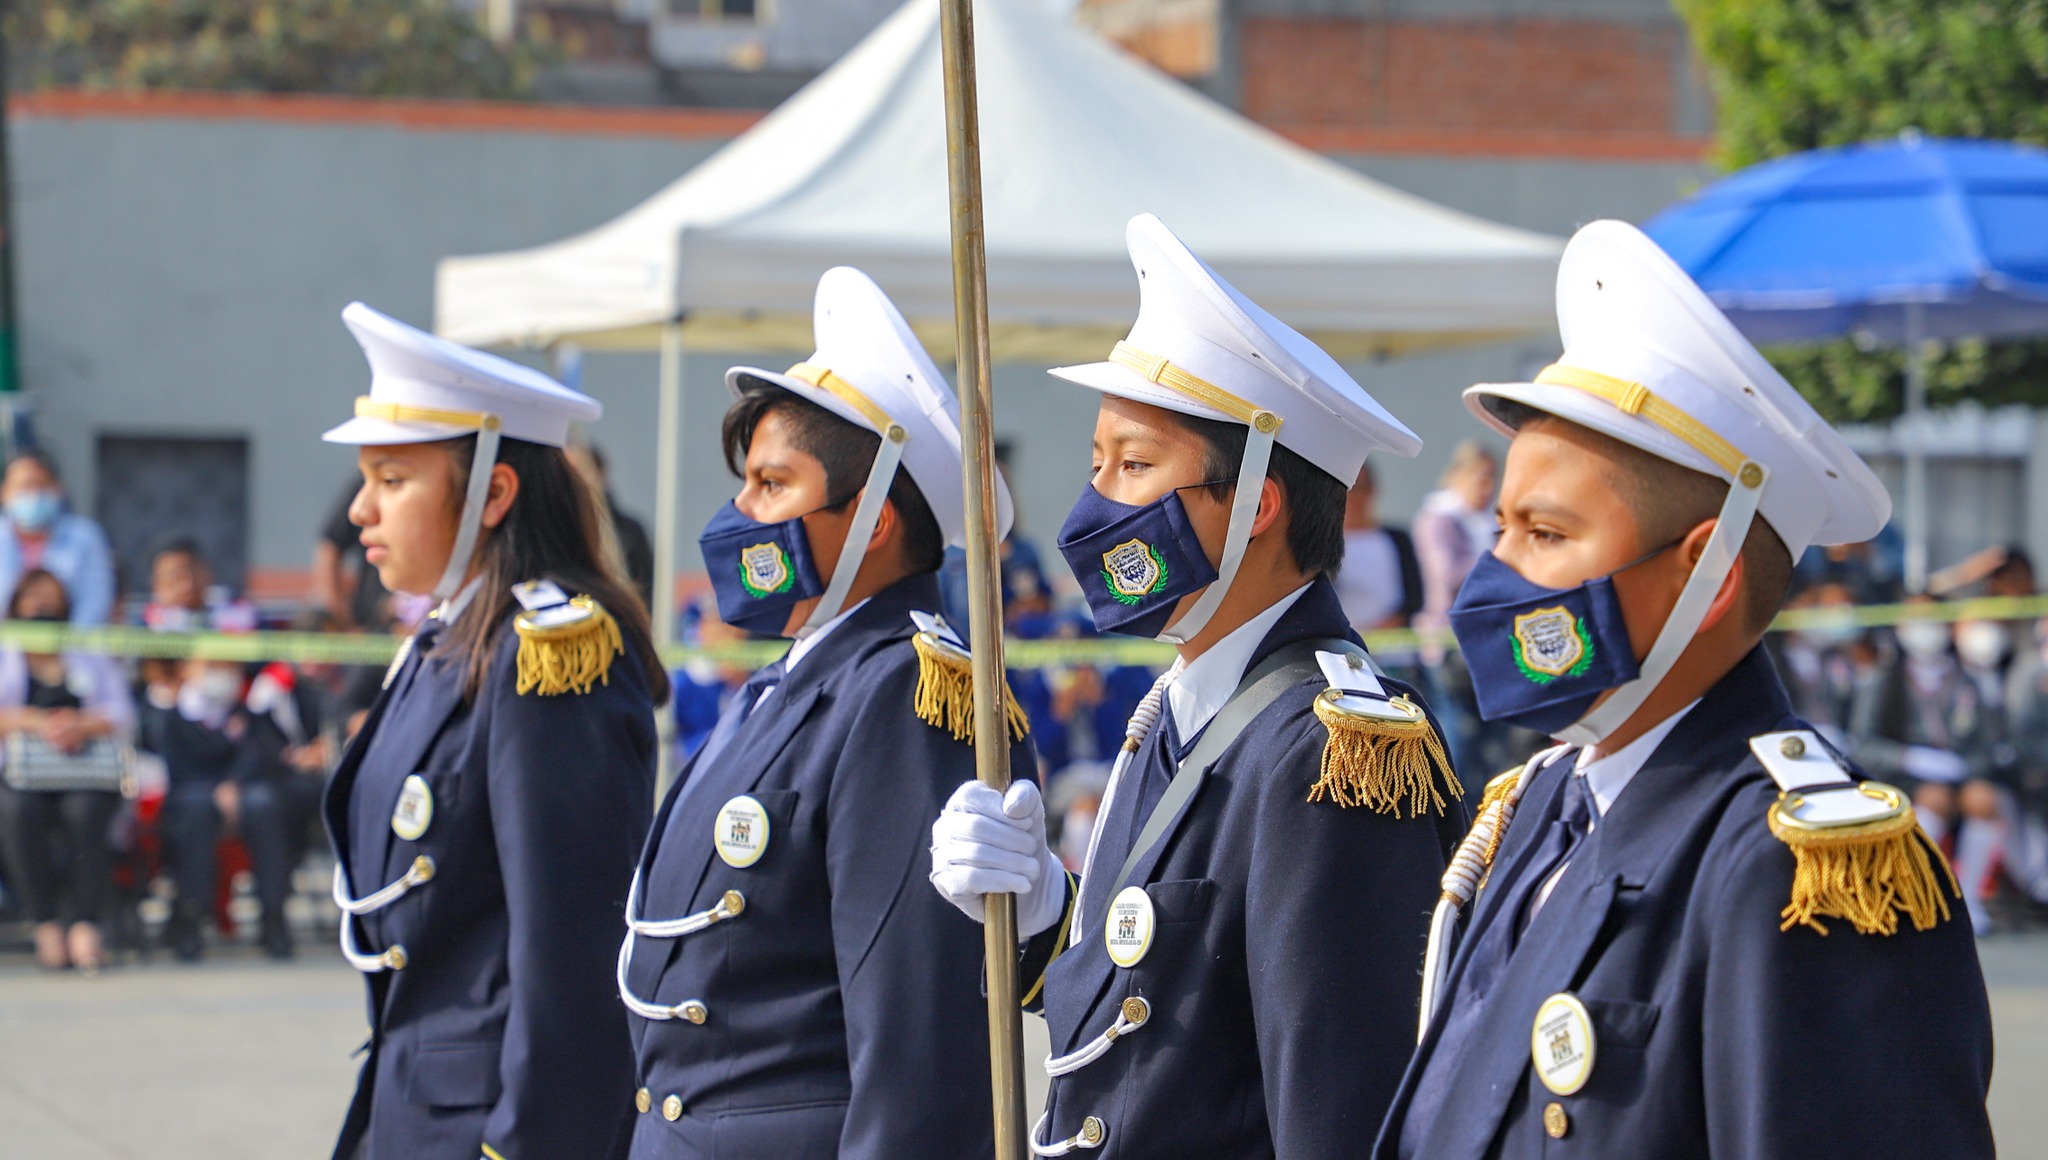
[929,779,1068,938]
[1902,744,1970,784]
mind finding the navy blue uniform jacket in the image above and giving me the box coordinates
[1032,578,1465,1159]
[1373,647,1995,1159]
[326,606,656,1160]
[622,573,1031,1160]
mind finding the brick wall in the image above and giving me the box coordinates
[1240,14,1702,158]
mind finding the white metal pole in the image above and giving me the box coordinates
[654,320,685,796]
[1903,301,1930,594]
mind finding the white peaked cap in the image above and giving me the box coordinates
[1465,221,1890,555]
[727,266,1013,548]
[324,302,600,448]
[1049,213,1423,483]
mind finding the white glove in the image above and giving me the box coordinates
[929,779,1068,938]
[1902,744,1969,784]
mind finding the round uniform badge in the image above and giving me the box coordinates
[390,774,434,842]
[714,795,771,868]
[1103,885,1155,968]
[1531,992,1597,1096]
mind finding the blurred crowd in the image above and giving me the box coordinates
[2,427,2045,976]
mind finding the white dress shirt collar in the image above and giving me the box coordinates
[782,597,870,675]
[1166,583,1312,740]
[432,576,486,629]
[1571,699,1701,815]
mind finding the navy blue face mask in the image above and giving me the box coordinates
[698,500,829,635]
[1056,482,1221,639]
[1446,549,1663,737]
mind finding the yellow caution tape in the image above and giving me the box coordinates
[1,593,2041,670]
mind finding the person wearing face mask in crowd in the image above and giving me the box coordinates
[619,268,1034,1160]
[932,215,1464,1160]
[1765,580,1881,745]
[0,451,115,627]
[1840,599,2012,934]
[141,657,266,961]
[0,568,135,973]
[1373,222,1990,1160]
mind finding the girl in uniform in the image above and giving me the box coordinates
[321,302,666,1160]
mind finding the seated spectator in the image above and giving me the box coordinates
[1768,580,1882,744]
[236,661,332,959]
[1999,617,2048,913]
[138,538,258,633]
[0,451,114,626]
[140,656,309,961]
[0,569,135,973]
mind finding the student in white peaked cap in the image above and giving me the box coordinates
[321,302,666,1160]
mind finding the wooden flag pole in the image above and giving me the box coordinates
[936,1,1029,1156]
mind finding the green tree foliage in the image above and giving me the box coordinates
[1674,0,2048,422]
[6,0,555,100]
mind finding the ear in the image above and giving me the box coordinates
[865,493,898,555]
[1682,518,1748,633]
[1248,475,1284,538]
[479,462,520,530]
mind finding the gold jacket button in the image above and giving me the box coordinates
[382,946,408,971]
[412,855,436,881]
[722,889,746,916]
[1544,1102,1569,1139]
[635,1088,651,1114]
[681,1001,709,1025]
[662,1094,684,1121]
[1120,997,1150,1026]
[1079,1117,1105,1146]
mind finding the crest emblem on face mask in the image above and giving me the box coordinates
[1512,606,1595,683]
[1100,538,1169,605]
[739,543,795,599]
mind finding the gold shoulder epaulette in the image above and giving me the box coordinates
[908,613,1028,743]
[1752,730,1958,936]
[1304,649,1460,816]
[513,586,622,697]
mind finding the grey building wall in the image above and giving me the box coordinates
[9,105,1702,605]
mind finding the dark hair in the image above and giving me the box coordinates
[1162,411,1346,578]
[8,567,69,620]
[438,436,669,704]
[5,448,62,486]
[1486,399,1793,635]
[151,537,205,569]
[719,382,944,575]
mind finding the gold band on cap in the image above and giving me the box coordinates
[1109,342,1282,434]
[784,362,904,441]
[1533,364,1748,477]
[354,397,499,432]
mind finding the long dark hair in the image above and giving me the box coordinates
[437,436,668,704]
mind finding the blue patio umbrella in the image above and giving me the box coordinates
[1644,131,2048,589]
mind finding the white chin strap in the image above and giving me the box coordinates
[796,423,908,637]
[432,418,503,601]
[1158,419,1277,646]
[1554,460,1769,748]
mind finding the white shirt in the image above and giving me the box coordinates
[1166,583,1311,740]
[1528,700,1700,920]
[432,576,486,628]
[1572,699,1701,816]
[752,597,871,712]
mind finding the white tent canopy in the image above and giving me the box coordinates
[435,0,1564,360]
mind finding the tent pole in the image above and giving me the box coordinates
[936,1,1027,1157]
[654,320,685,796]
[1903,301,1929,594]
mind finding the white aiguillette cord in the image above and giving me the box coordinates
[1414,743,1570,1041]
[1069,661,1183,947]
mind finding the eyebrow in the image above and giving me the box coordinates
[1503,497,1581,523]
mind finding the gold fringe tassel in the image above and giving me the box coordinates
[1768,808,1959,936]
[1306,693,1461,816]
[515,598,623,696]
[1476,766,1523,876]
[912,634,1030,743]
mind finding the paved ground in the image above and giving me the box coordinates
[0,936,2042,1158]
